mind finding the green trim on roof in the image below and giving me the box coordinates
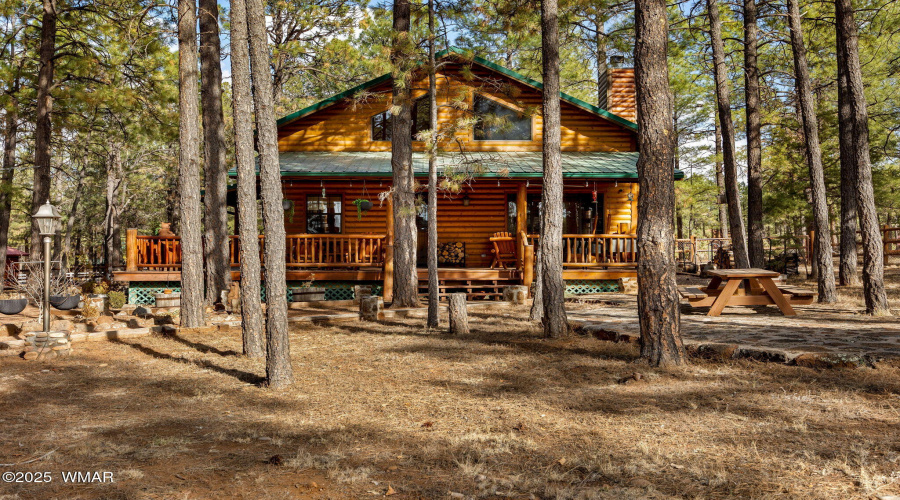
[274,47,638,132]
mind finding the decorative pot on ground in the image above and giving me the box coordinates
[0,298,27,315]
[86,294,108,313]
[154,292,181,309]
[291,287,326,302]
[49,295,80,310]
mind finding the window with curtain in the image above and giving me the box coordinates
[306,195,342,234]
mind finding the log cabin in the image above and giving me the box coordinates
[117,48,684,304]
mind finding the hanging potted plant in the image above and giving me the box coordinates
[50,284,81,310]
[0,291,27,315]
[352,199,372,220]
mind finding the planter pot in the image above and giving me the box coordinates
[84,296,108,313]
[154,292,181,309]
[0,298,27,315]
[358,200,373,211]
[50,295,80,310]
[291,287,326,302]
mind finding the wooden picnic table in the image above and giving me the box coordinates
[678,268,816,317]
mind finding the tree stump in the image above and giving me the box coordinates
[359,296,384,322]
[502,286,529,305]
[354,285,373,303]
[448,293,469,334]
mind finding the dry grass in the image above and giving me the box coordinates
[1,306,899,499]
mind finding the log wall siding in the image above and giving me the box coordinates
[276,178,638,268]
[277,63,637,153]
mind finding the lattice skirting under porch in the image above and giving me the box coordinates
[127,282,182,305]
[126,281,382,305]
[565,279,622,294]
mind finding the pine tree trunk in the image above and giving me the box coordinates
[714,117,728,238]
[635,0,685,367]
[390,0,420,308]
[529,242,544,321]
[178,0,206,328]
[540,0,569,338]
[230,0,265,358]
[835,0,890,314]
[247,0,294,385]
[743,0,765,268]
[0,107,16,293]
[788,0,837,303]
[836,18,859,287]
[61,168,84,268]
[707,0,749,268]
[596,22,608,108]
[426,0,440,328]
[31,0,57,259]
[104,143,124,273]
[199,0,231,305]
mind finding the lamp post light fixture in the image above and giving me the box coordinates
[32,200,61,333]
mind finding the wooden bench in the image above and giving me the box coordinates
[678,286,709,300]
[778,286,817,305]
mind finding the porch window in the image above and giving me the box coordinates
[474,95,531,141]
[370,94,431,141]
[507,193,602,234]
[307,195,343,234]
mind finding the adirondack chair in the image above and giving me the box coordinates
[489,232,516,269]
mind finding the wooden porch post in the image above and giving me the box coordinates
[516,182,527,267]
[523,244,534,295]
[126,229,138,272]
[383,194,394,302]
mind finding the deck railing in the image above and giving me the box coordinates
[526,233,638,267]
[126,230,386,271]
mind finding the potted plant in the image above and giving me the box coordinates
[0,291,27,315]
[154,288,181,309]
[50,285,81,310]
[290,275,325,302]
[352,199,372,220]
[108,291,127,312]
[83,281,109,312]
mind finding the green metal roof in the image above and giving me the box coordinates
[276,47,638,132]
[261,151,684,180]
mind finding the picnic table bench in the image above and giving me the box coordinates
[680,268,816,316]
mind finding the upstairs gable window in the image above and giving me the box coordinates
[474,95,531,141]
[370,94,431,141]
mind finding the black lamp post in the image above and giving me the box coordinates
[32,200,61,332]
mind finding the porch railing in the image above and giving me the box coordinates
[126,230,386,271]
[526,233,638,267]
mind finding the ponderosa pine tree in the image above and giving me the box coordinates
[0,97,16,292]
[230,0,265,358]
[743,0,764,268]
[177,0,206,328]
[787,0,836,303]
[540,0,569,338]
[706,0,749,268]
[635,0,685,366]
[834,0,890,315]
[103,143,124,272]
[31,0,57,259]
[425,0,440,328]
[390,0,420,308]
[247,0,294,386]
[199,0,231,305]
[835,14,859,288]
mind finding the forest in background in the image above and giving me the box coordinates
[0,0,898,268]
